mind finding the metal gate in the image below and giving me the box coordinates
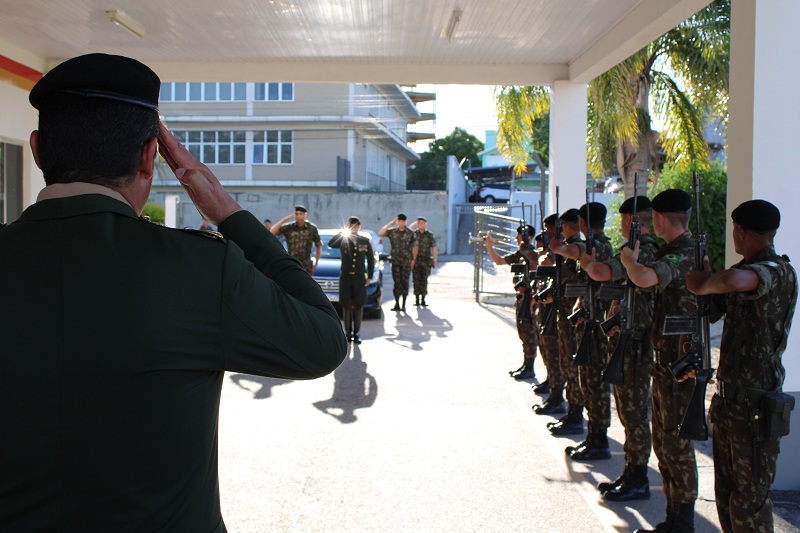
[470,204,538,302]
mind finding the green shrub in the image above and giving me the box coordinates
[141,202,166,224]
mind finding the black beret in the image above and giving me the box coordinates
[348,216,361,226]
[417,216,427,222]
[294,205,307,212]
[559,208,580,223]
[579,202,607,223]
[731,199,780,233]
[30,53,160,111]
[397,213,407,221]
[534,233,543,243]
[516,224,536,238]
[651,189,691,213]
[543,214,558,226]
[619,196,652,214]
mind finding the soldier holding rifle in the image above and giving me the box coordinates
[484,224,540,381]
[620,189,698,533]
[580,195,658,501]
[684,200,797,533]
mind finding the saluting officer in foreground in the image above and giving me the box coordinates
[0,53,347,532]
[329,217,375,344]
[685,200,797,533]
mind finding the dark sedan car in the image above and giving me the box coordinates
[314,229,386,318]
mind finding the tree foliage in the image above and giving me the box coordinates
[408,127,483,190]
[142,202,166,224]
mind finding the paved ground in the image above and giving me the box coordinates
[217,256,800,532]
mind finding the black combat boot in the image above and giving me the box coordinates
[549,404,584,435]
[509,362,526,377]
[532,379,550,394]
[569,426,611,461]
[533,393,567,415]
[546,413,569,429]
[401,295,407,311]
[512,359,535,380]
[421,296,428,307]
[671,502,695,533]
[634,500,677,533]
[604,464,650,501]
[391,297,402,311]
[565,422,594,456]
[415,295,420,306]
[598,464,630,494]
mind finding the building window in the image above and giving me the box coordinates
[253,131,293,165]
[173,131,246,164]
[160,82,247,102]
[253,83,294,101]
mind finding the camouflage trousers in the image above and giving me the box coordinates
[557,305,583,406]
[610,334,653,466]
[577,322,610,430]
[652,356,698,503]
[537,316,563,396]
[412,262,431,296]
[298,257,314,275]
[391,261,412,297]
[710,394,780,533]
[515,298,538,364]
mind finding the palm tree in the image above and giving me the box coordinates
[496,0,729,197]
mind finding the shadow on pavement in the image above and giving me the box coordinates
[313,344,377,424]
[228,374,291,399]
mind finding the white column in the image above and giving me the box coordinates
[728,0,800,489]
[548,81,588,215]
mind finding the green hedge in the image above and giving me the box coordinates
[141,203,166,224]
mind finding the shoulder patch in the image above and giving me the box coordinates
[182,228,225,241]
[661,253,681,264]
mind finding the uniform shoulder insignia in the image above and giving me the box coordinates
[138,215,165,226]
[181,228,225,241]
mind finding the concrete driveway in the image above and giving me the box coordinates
[217,257,799,532]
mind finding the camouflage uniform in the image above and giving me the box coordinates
[573,232,614,434]
[385,227,416,298]
[278,221,322,274]
[558,234,585,407]
[413,229,436,297]
[709,246,797,532]
[605,233,659,467]
[536,254,563,396]
[504,250,538,369]
[648,231,698,505]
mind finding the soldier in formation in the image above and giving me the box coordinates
[378,213,416,312]
[271,205,322,274]
[411,216,437,307]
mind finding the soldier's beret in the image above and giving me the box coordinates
[397,213,407,220]
[534,233,543,243]
[516,224,536,238]
[348,216,361,226]
[30,53,160,111]
[417,216,427,222]
[579,202,607,223]
[543,214,558,226]
[294,205,307,213]
[651,189,691,213]
[731,199,780,233]
[619,196,652,214]
[559,208,580,223]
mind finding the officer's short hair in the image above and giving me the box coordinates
[348,216,361,226]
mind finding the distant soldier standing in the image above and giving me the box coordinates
[581,195,658,501]
[411,216,438,307]
[621,189,698,533]
[271,205,322,274]
[379,213,417,312]
[329,216,375,344]
[685,200,797,533]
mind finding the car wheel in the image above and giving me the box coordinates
[484,196,495,204]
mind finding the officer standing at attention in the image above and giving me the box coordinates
[621,189,698,533]
[581,196,658,501]
[329,217,375,344]
[378,213,416,312]
[0,53,346,532]
[411,216,438,307]
[551,202,614,460]
[483,224,539,381]
[271,205,322,274]
[685,200,797,533]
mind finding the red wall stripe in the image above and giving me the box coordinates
[0,54,42,83]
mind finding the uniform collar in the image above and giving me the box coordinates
[19,192,138,222]
[37,182,133,209]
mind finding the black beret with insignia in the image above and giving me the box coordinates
[579,202,607,223]
[397,213,407,220]
[732,199,780,233]
[543,214,558,226]
[294,205,307,213]
[651,189,691,213]
[30,53,160,111]
[619,196,652,214]
[417,216,427,222]
[559,208,580,223]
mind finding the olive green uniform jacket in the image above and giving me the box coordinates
[0,194,347,532]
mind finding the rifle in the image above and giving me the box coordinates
[537,187,562,337]
[566,188,595,366]
[662,171,714,440]
[600,174,641,385]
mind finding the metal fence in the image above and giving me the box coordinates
[470,204,539,302]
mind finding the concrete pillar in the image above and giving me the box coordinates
[548,81,587,215]
[728,0,800,489]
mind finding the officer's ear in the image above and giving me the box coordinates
[30,131,42,170]
[138,137,158,179]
